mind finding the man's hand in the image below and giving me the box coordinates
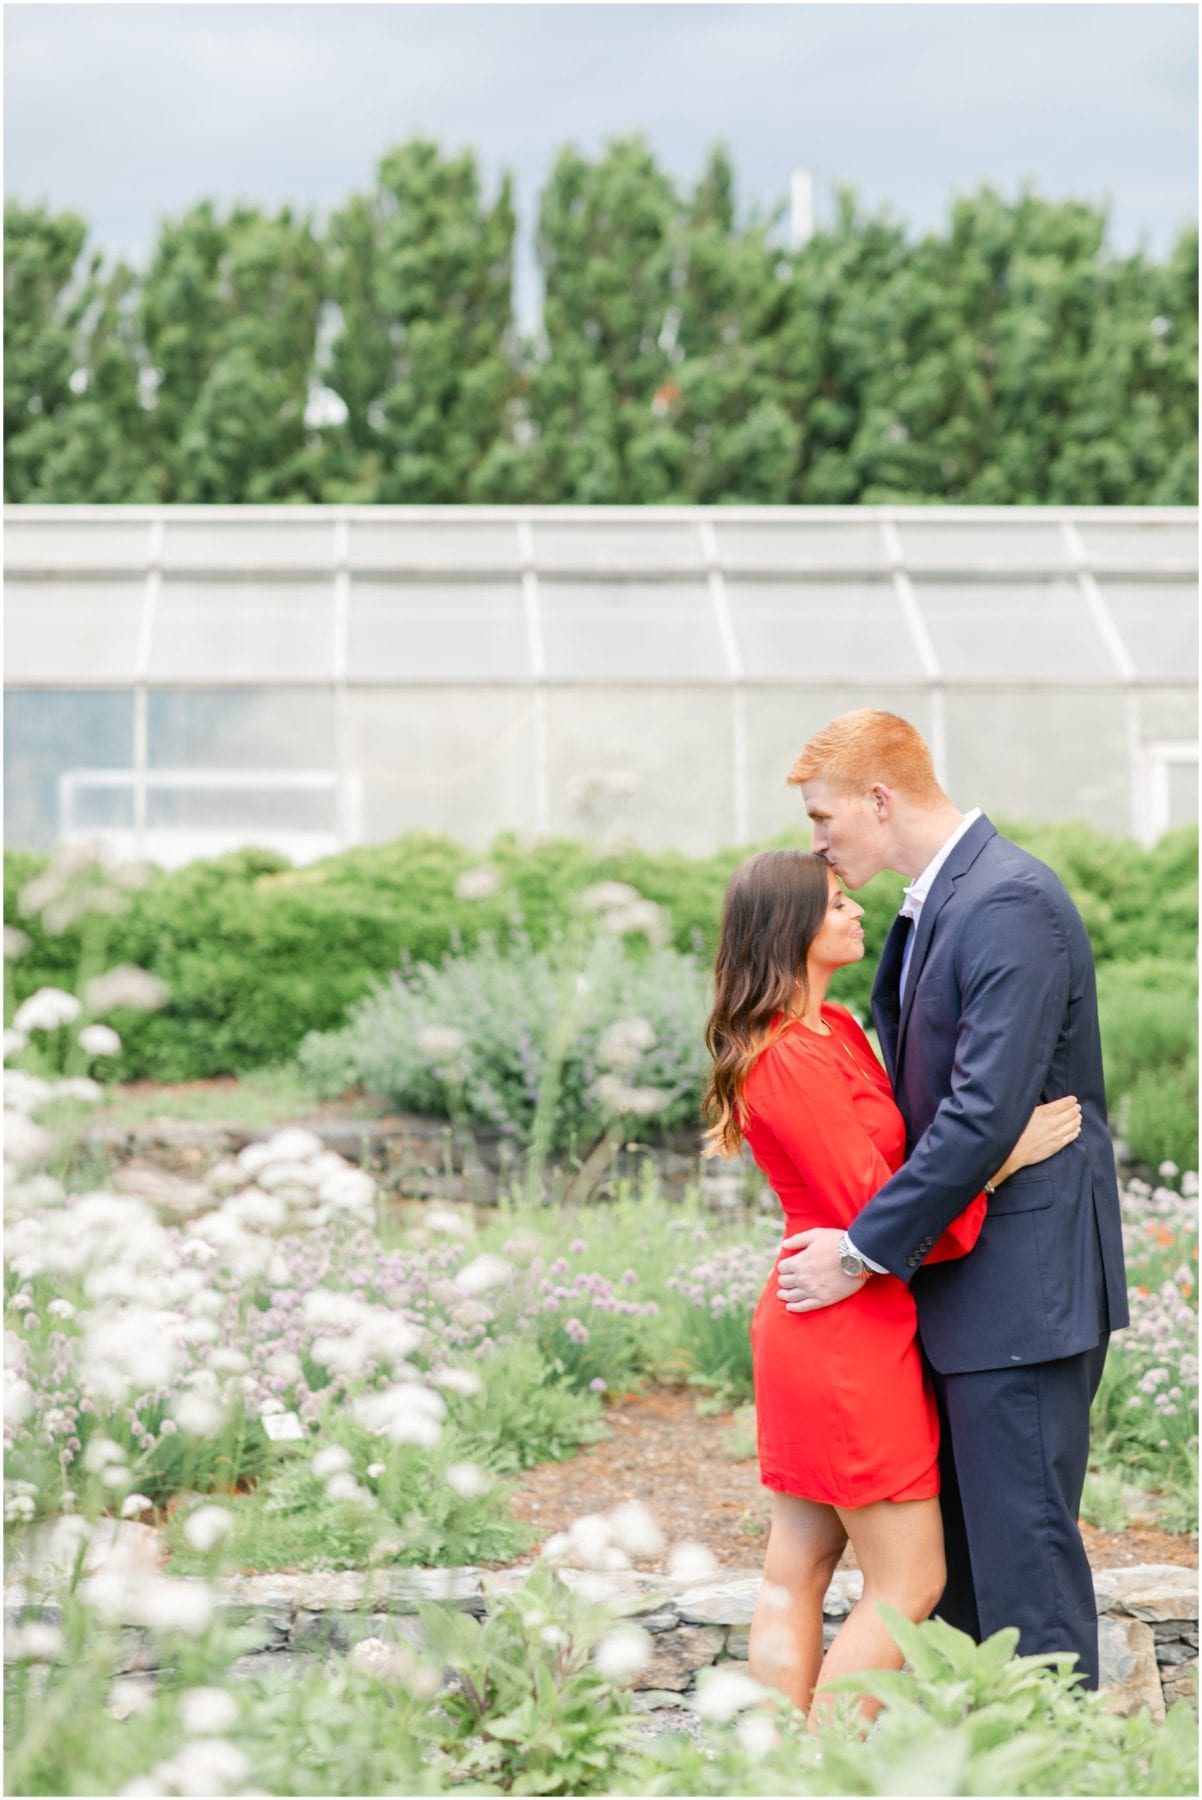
[776,1228,863,1313]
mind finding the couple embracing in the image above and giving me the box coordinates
[702,709,1129,1720]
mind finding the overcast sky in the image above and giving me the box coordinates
[5,2,1197,331]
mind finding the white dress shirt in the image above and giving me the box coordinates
[847,809,982,1275]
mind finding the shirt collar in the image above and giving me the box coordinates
[899,809,982,921]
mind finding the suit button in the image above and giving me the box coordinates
[920,1237,933,1250]
[906,1254,920,1267]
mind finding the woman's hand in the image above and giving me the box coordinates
[990,1096,1082,1189]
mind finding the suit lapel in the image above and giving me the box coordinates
[870,914,909,1081]
[892,813,998,1071]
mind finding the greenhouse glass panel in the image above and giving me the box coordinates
[146,786,338,831]
[725,580,924,681]
[161,520,336,569]
[1167,760,1199,828]
[1140,689,1199,739]
[545,687,736,853]
[345,689,538,846]
[1095,580,1198,682]
[4,689,135,850]
[5,578,145,681]
[348,521,521,570]
[896,522,1069,567]
[149,579,336,682]
[70,787,137,832]
[943,690,1129,830]
[4,519,151,570]
[913,579,1117,682]
[743,686,933,843]
[539,579,724,680]
[1074,521,1198,567]
[714,521,888,570]
[348,580,530,681]
[148,690,336,768]
[531,521,705,571]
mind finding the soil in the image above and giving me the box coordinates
[486,1387,1199,1575]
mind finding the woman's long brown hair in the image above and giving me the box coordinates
[702,850,832,1158]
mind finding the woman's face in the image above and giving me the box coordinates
[807,868,866,975]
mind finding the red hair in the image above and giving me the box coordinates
[787,710,945,804]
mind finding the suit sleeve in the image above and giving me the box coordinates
[746,1034,898,1215]
[849,876,1069,1282]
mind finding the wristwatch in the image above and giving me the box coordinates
[837,1232,871,1281]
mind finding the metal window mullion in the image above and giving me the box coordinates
[699,520,749,842]
[516,520,550,834]
[880,520,947,788]
[132,517,165,856]
[1061,519,1143,839]
[333,514,352,848]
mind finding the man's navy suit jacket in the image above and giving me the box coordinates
[852,814,1129,1375]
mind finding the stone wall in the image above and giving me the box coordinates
[13,1558,1192,1722]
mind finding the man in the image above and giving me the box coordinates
[775,708,1128,1690]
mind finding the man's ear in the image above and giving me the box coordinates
[868,783,893,821]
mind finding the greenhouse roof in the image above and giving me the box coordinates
[5,505,1197,690]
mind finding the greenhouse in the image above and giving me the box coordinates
[4,503,1197,863]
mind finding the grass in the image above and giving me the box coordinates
[89,1064,362,1131]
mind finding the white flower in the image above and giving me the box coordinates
[102,1464,132,1490]
[607,1500,665,1558]
[422,1205,473,1239]
[83,1435,127,1474]
[13,988,81,1033]
[667,1541,719,1581]
[79,1023,122,1057]
[454,865,502,901]
[445,1461,490,1499]
[1158,1160,1180,1180]
[324,1471,375,1506]
[106,1676,154,1721]
[432,1367,483,1398]
[4,1373,34,1427]
[261,1410,305,1443]
[83,966,169,1014]
[84,1568,214,1635]
[415,1023,467,1065]
[601,899,667,944]
[454,1252,512,1295]
[319,1168,376,1214]
[597,1017,657,1071]
[311,1445,353,1479]
[142,1739,249,1796]
[367,1462,386,1480]
[579,881,642,913]
[183,1505,234,1553]
[352,1382,445,1446]
[3,928,30,960]
[179,1686,238,1736]
[594,1074,667,1118]
[122,1494,155,1519]
[735,1711,780,1758]
[172,1390,225,1437]
[594,1624,652,1682]
[50,1076,102,1105]
[4,1111,51,1167]
[5,1620,63,1661]
[4,1070,54,1114]
[348,1636,438,1695]
[3,1030,28,1059]
[47,1298,76,1320]
[693,1664,765,1722]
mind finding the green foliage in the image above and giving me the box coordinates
[5,152,1197,502]
[298,930,711,1154]
[1096,959,1198,1169]
[417,1558,637,1796]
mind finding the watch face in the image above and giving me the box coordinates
[839,1253,863,1278]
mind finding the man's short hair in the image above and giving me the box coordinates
[787,709,947,804]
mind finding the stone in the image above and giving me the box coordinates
[1156,1640,1199,1665]
[220,1607,293,1654]
[824,1570,864,1618]
[1093,1565,1198,1623]
[387,1568,484,1612]
[228,1650,327,1683]
[675,1579,760,1627]
[112,1162,211,1218]
[724,1626,750,1659]
[6,1519,163,1598]
[632,1608,680,1634]
[1099,1617,1166,1723]
[632,1689,697,1712]
[1162,1667,1199,1707]
[641,1625,725,1693]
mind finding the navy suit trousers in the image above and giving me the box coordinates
[930,1337,1110,1689]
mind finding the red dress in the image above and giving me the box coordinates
[744,1002,986,1508]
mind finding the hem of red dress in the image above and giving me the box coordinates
[757,1469,940,1506]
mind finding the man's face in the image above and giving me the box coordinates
[800,778,888,890]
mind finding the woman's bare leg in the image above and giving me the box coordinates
[808,1494,945,1728]
[748,1491,848,1710]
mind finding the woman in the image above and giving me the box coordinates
[702,850,1081,1722]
